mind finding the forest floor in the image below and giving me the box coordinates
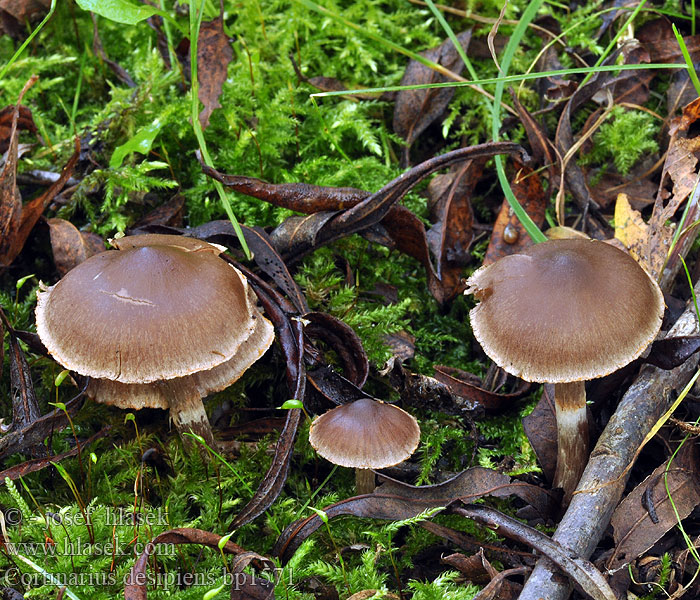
[2,1,700,599]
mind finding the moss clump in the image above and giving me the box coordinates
[581,106,660,175]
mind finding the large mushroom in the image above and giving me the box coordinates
[35,234,274,447]
[309,397,421,494]
[467,238,664,502]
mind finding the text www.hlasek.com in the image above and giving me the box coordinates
[2,538,177,557]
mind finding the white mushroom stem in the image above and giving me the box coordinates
[553,381,589,504]
[355,469,375,495]
[165,381,216,449]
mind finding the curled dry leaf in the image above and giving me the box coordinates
[610,41,653,106]
[382,329,415,363]
[442,549,524,600]
[0,428,109,481]
[131,193,185,229]
[608,443,700,572]
[124,528,271,600]
[645,335,700,370]
[612,97,700,286]
[657,97,700,290]
[273,466,558,563]
[304,311,368,387]
[0,392,84,460]
[521,384,557,483]
[197,17,233,129]
[379,204,452,304]
[441,549,497,584]
[451,504,616,600]
[0,0,49,36]
[533,19,577,104]
[1,115,81,268]
[433,365,532,413]
[230,551,276,600]
[425,160,480,301]
[202,142,526,304]
[0,83,26,266]
[509,90,557,182]
[393,30,472,164]
[8,327,40,431]
[0,105,36,154]
[48,218,105,275]
[228,278,305,530]
[483,161,546,265]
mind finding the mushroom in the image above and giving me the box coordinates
[309,397,421,495]
[466,238,664,502]
[35,234,274,447]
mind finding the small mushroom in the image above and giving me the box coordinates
[309,397,421,494]
[35,234,274,447]
[467,239,664,502]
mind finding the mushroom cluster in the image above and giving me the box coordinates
[467,238,664,501]
[36,234,274,447]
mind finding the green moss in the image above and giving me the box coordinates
[0,0,577,596]
[580,106,660,175]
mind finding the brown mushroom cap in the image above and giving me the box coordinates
[309,398,420,469]
[36,235,263,384]
[85,307,275,409]
[467,239,664,383]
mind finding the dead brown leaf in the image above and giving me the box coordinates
[648,98,700,285]
[442,550,523,600]
[509,90,557,182]
[613,193,654,272]
[522,384,557,483]
[532,19,577,104]
[203,142,526,304]
[0,0,49,36]
[382,330,415,363]
[0,136,81,267]
[124,528,275,600]
[610,41,653,106]
[393,30,472,164]
[433,365,531,413]
[92,14,135,87]
[197,16,233,129]
[0,105,36,154]
[638,18,700,64]
[48,218,105,276]
[131,193,185,229]
[273,467,558,564]
[0,428,109,481]
[0,0,48,21]
[0,77,35,267]
[304,311,368,387]
[425,160,480,300]
[608,443,700,571]
[483,161,546,265]
[590,171,657,210]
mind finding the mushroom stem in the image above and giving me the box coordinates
[355,469,375,495]
[165,381,216,449]
[553,381,589,504]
